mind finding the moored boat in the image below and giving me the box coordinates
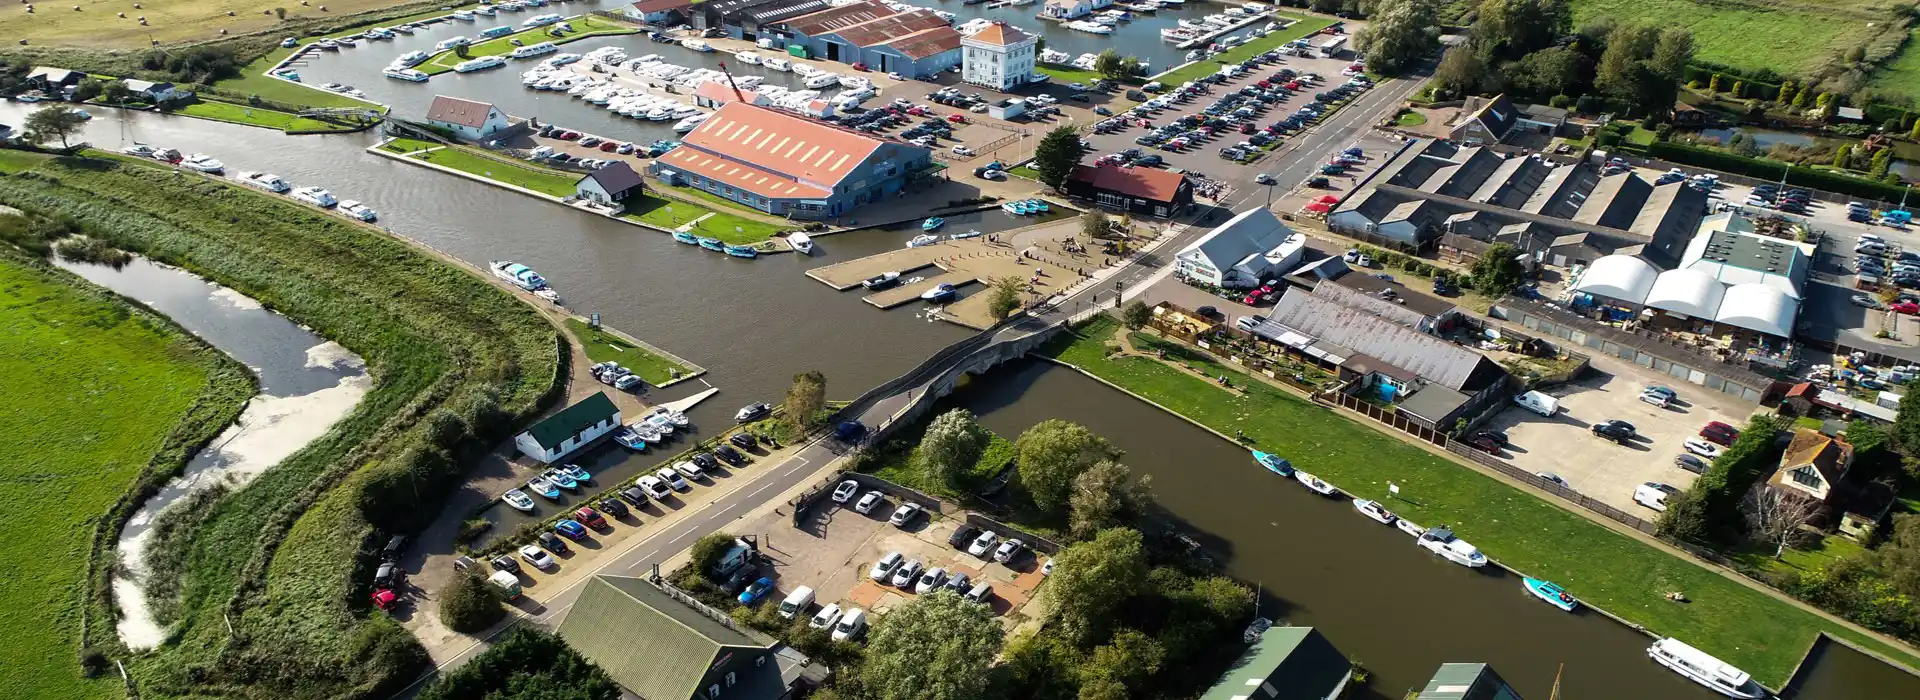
[920,283,956,302]
[290,186,338,208]
[764,57,790,71]
[502,488,537,511]
[527,475,562,499]
[1352,498,1397,525]
[541,467,579,491]
[862,271,900,289]
[238,171,292,193]
[921,216,945,231]
[383,67,429,81]
[672,231,700,245]
[455,56,508,73]
[1294,470,1337,496]
[698,236,725,251]
[1647,638,1766,699]
[906,234,940,248]
[1523,577,1579,612]
[489,260,549,291]
[950,229,982,240]
[339,200,378,222]
[1416,526,1488,568]
[1251,449,1292,476]
[180,153,225,174]
[559,464,592,484]
[735,51,761,64]
[614,427,649,450]
[1395,518,1426,538]
[724,244,759,258]
[789,232,814,254]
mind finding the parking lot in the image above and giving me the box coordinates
[1477,353,1757,516]
[730,480,1050,632]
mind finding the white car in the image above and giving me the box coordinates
[832,480,859,503]
[951,145,975,157]
[1639,390,1671,408]
[890,558,923,588]
[808,603,842,629]
[831,607,866,641]
[657,468,691,491]
[519,544,555,570]
[1683,438,1722,459]
[993,538,1025,564]
[889,502,923,527]
[870,551,902,581]
[854,491,884,515]
[673,460,706,480]
[968,530,999,557]
[1634,482,1679,511]
[914,567,947,594]
[637,475,672,499]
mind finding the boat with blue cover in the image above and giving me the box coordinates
[489,260,550,291]
[673,231,699,245]
[1252,449,1292,476]
[614,427,649,450]
[724,244,759,258]
[1523,577,1579,612]
[527,475,562,499]
[1001,201,1023,215]
[922,216,945,231]
[541,467,579,491]
[698,236,725,251]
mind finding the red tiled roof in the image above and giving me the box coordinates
[658,147,833,200]
[674,102,895,195]
[1070,164,1189,202]
[878,26,962,59]
[629,0,694,13]
[837,9,952,48]
[425,95,497,128]
[965,21,1031,46]
[782,0,895,36]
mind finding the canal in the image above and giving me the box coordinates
[934,357,1920,700]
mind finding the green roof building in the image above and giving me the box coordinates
[558,575,805,700]
[1199,626,1353,700]
[513,391,621,464]
[1415,663,1525,700]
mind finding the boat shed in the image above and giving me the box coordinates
[1198,627,1352,700]
[772,0,961,77]
[1065,163,1195,219]
[1414,662,1525,700]
[575,161,646,207]
[650,102,932,219]
[619,0,698,24]
[1173,207,1304,288]
[514,392,622,464]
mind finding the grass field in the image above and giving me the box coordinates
[1037,65,1103,85]
[1155,14,1336,86]
[623,193,786,244]
[1570,0,1900,79]
[563,317,694,386]
[1870,31,1920,97]
[419,15,635,75]
[1044,316,1920,685]
[0,255,251,700]
[403,144,583,197]
[0,0,430,48]
[0,153,562,698]
[171,99,361,132]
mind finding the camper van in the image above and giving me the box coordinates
[1513,391,1559,417]
[489,570,523,600]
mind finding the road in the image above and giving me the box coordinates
[395,68,1426,694]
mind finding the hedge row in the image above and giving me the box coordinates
[1644,142,1911,203]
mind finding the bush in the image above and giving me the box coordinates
[457,518,491,543]
[418,628,618,700]
[1647,141,1912,202]
[77,647,109,678]
[438,572,506,633]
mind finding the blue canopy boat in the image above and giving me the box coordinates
[1001,201,1022,215]
[559,464,592,484]
[698,236,725,251]
[541,467,579,491]
[673,231,699,244]
[527,476,562,499]
[1252,449,1292,476]
[724,244,759,258]
[922,217,945,231]
[1523,577,1579,612]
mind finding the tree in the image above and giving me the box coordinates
[455,43,471,59]
[1079,628,1165,696]
[690,532,738,575]
[1469,243,1526,294]
[419,627,619,700]
[1068,460,1152,540]
[1015,419,1119,513]
[1092,48,1134,81]
[917,408,989,486]
[1910,117,1920,141]
[1119,300,1152,330]
[1729,133,1761,157]
[1833,144,1853,169]
[1002,630,1084,700]
[1873,513,1920,597]
[1792,87,1811,108]
[783,370,827,433]
[1353,0,1439,75]
[1654,486,1712,543]
[438,572,506,633]
[1080,209,1107,240]
[1743,486,1819,560]
[23,105,89,149]
[101,81,134,105]
[1034,125,1087,191]
[1048,527,1148,642]
[1708,73,1722,92]
[1506,46,1582,99]
[1778,80,1797,105]
[1890,389,1920,458]
[1162,575,1255,659]
[1433,45,1489,97]
[1471,0,1572,61]
[1873,148,1894,178]
[987,275,1024,322]
[861,592,1003,700]
[72,78,106,103]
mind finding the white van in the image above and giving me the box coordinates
[1513,391,1559,417]
[778,585,815,619]
[831,607,866,641]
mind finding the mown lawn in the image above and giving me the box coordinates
[563,317,694,386]
[1043,316,1920,685]
[419,15,637,75]
[172,100,359,132]
[1155,14,1336,86]
[1037,65,1102,85]
[0,257,248,700]
[622,194,785,244]
[405,145,582,197]
[1395,111,1427,127]
[1570,0,1896,78]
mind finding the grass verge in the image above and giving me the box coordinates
[0,254,252,700]
[1155,14,1336,86]
[1041,315,1920,684]
[0,153,563,698]
[1395,111,1427,127]
[622,194,786,244]
[402,144,582,197]
[171,100,362,132]
[419,16,636,75]
[563,317,694,386]
[1037,65,1102,85]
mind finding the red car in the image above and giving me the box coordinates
[1700,421,1740,446]
[1894,301,1920,315]
[907,106,926,116]
[558,130,581,140]
[598,141,618,152]
[852,62,870,71]
[575,506,607,529]
[947,114,966,123]
[370,589,399,611]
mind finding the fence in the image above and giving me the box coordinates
[1327,392,1450,445]
[1444,440,1659,534]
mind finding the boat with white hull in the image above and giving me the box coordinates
[238,171,292,193]
[1647,638,1767,699]
[290,186,337,208]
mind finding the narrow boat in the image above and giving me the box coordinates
[1523,577,1579,612]
[920,283,957,302]
[950,229,982,240]
[697,236,725,251]
[724,244,759,258]
[1294,470,1337,496]
[1251,449,1292,476]
[489,261,549,291]
[238,171,292,193]
[1352,499,1397,525]
[541,467,579,491]
[1647,638,1766,699]
[180,153,225,174]
[502,488,537,512]
[906,234,940,248]
[789,232,814,254]
[862,271,900,290]
[290,186,337,208]
[527,475,562,499]
[510,42,558,59]
[1416,526,1489,568]
[339,200,378,222]
[382,67,429,82]
[559,464,592,484]
[921,216,945,231]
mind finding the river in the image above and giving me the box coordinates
[54,257,370,650]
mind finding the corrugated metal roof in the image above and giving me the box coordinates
[1262,290,1496,391]
[677,102,897,192]
[782,0,894,36]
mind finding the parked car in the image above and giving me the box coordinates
[738,577,776,605]
[656,468,690,492]
[638,474,673,499]
[1674,453,1709,474]
[519,544,555,570]
[948,524,981,548]
[1591,420,1636,443]
[1684,437,1723,459]
[537,531,568,554]
[554,519,589,541]
[1640,390,1672,408]
[831,608,867,641]
[715,445,747,465]
[1700,421,1740,446]
[993,538,1026,563]
[1634,482,1679,511]
[491,554,519,573]
[833,480,860,503]
[890,558,924,588]
[809,603,843,630]
[943,572,973,594]
[596,497,628,518]
[855,491,885,514]
[889,502,924,527]
[871,551,903,581]
[619,486,649,507]
[914,567,948,594]
[968,530,1000,557]
[730,433,759,450]
[574,507,607,529]
[1536,472,1569,488]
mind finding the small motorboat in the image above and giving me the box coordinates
[502,488,537,512]
[735,51,761,65]
[698,236,725,251]
[339,200,378,222]
[789,232,814,254]
[644,412,677,434]
[650,406,690,427]
[631,423,664,443]
[1395,518,1426,538]
[1252,449,1291,476]
[906,234,940,248]
[724,244,759,258]
[920,283,957,302]
[1524,577,1579,612]
[950,229,982,240]
[383,67,429,82]
[534,288,561,304]
[290,186,338,208]
[673,231,700,245]
[1294,470,1337,496]
[736,402,771,422]
[559,464,593,485]
[614,427,649,450]
[179,153,225,174]
[921,216,945,231]
[527,476,562,499]
[862,271,900,289]
[541,467,580,491]
[490,261,549,291]
[120,143,157,158]
[1352,499,1397,525]
[764,57,790,71]
[1417,526,1489,568]
[238,171,292,193]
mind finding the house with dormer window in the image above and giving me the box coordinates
[1766,427,1894,539]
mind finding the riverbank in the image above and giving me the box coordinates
[0,150,565,698]
[562,317,703,387]
[1038,315,1920,685]
[1153,14,1337,85]
[173,99,377,133]
[418,15,638,76]
[0,253,253,700]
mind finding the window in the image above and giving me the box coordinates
[1791,468,1822,489]
[709,684,721,698]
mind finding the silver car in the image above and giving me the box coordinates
[890,558,924,588]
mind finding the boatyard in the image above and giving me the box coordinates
[806,215,1102,328]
